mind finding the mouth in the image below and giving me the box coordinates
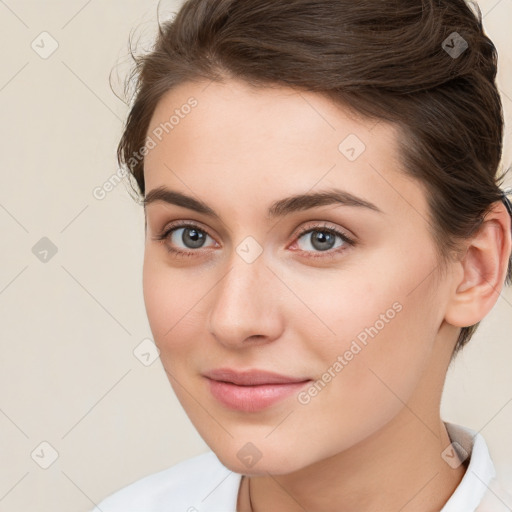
[203,368,312,412]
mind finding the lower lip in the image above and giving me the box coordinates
[206,378,311,412]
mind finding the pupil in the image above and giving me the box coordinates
[183,228,205,248]
[312,231,335,251]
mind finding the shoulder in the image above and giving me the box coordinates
[90,451,242,512]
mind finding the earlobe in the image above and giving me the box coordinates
[444,202,512,328]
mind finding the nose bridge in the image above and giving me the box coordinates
[208,250,280,347]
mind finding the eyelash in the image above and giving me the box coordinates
[153,221,356,259]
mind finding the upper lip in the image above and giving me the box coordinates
[203,368,311,386]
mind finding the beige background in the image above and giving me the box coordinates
[0,1,511,511]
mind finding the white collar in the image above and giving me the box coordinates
[440,422,509,511]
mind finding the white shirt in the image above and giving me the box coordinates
[92,422,512,511]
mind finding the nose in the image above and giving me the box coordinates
[207,253,283,350]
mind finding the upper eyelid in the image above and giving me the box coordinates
[295,222,350,236]
[160,220,216,239]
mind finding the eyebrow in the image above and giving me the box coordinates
[143,186,382,219]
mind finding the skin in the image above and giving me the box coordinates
[142,78,511,512]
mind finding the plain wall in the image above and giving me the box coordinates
[0,1,511,510]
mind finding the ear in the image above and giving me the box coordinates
[444,200,512,328]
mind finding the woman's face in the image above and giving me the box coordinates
[142,79,457,474]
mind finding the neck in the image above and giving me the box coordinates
[243,413,466,512]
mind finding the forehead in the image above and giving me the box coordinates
[146,78,398,162]
[143,79,426,220]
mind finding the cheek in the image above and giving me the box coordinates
[142,252,205,356]
[283,265,405,356]
[289,296,437,460]
[292,255,440,400]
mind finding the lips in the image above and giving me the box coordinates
[203,368,312,412]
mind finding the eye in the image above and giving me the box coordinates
[292,223,355,257]
[153,220,355,259]
[153,222,217,256]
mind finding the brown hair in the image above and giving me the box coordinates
[115,0,512,355]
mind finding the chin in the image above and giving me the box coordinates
[207,438,318,476]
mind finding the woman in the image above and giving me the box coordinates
[93,0,512,510]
